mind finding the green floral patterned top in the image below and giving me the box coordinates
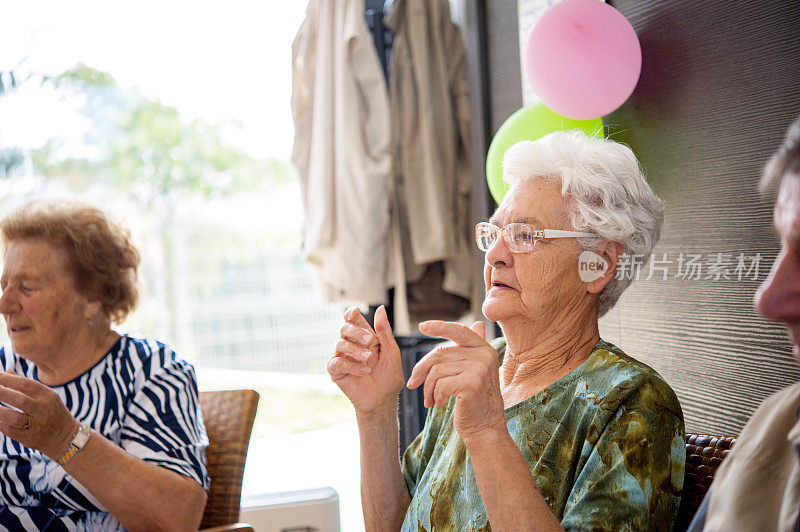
[400,339,685,531]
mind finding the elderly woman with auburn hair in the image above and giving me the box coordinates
[0,201,208,531]
[329,131,685,531]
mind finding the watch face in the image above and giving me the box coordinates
[73,427,91,449]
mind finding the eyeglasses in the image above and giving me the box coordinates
[475,222,597,253]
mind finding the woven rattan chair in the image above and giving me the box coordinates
[674,433,737,531]
[199,389,260,532]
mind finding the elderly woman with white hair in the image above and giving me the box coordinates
[328,130,685,531]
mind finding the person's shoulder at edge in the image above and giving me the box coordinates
[760,379,800,413]
[687,381,800,531]
[733,379,800,446]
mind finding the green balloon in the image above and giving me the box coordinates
[486,103,605,204]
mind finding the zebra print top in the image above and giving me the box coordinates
[0,334,209,531]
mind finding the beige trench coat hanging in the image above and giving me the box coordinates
[384,0,476,331]
[292,0,393,306]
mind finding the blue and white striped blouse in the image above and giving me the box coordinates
[0,335,210,531]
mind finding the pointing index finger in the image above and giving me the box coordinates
[418,320,486,348]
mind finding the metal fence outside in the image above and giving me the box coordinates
[186,247,344,374]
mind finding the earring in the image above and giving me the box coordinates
[88,318,94,327]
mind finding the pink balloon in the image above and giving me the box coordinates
[526,0,642,120]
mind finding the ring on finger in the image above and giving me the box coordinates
[21,418,31,431]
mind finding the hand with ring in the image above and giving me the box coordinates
[0,371,80,459]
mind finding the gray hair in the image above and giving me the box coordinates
[502,130,664,316]
[761,115,800,199]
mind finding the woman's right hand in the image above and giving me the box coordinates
[327,305,404,415]
[0,371,79,460]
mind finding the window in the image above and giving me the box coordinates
[0,3,363,530]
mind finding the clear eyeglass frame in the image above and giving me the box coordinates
[475,221,597,253]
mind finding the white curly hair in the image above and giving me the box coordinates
[502,130,664,316]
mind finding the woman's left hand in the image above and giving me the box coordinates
[0,371,79,459]
[407,320,506,441]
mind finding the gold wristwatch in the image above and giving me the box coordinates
[57,425,90,466]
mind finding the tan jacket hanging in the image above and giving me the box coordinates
[384,0,476,328]
[291,0,392,305]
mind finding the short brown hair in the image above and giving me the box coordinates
[0,201,140,323]
[761,115,800,198]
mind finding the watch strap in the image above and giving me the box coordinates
[57,425,90,466]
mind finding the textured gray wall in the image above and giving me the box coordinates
[486,2,523,137]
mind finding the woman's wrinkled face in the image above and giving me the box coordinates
[482,180,587,325]
[0,238,92,362]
